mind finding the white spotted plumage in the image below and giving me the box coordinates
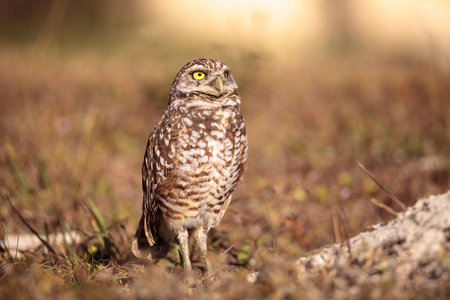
[132,59,248,279]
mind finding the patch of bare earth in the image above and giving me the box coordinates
[292,191,450,299]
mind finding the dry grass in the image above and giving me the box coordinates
[0,3,449,298]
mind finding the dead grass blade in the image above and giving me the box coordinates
[357,161,407,211]
[84,198,108,235]
[5,142,30,193]
[332,212,342,244]
[370,198,398,216]
[81,198,108,250]
[4,192,60,257]
[220,245,234,256]
[1,222,11,255]
[340,208,352,259]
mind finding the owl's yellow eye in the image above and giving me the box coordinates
[192,71,206,80]
[224,71,229,78]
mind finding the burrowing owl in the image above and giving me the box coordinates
[132,58,248,278]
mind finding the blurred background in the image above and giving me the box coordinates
[0,0,449,296]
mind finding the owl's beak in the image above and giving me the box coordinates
[215,77,224,94]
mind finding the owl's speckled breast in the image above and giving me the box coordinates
[157,103,246,232]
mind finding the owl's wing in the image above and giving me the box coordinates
[132,113,178,260]
[213,116,248,227]
[131,130,160,259]
[236,121,249,181]
[212,194,233,228]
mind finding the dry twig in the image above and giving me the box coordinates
[4,192,60,257]
[357,161,407,211]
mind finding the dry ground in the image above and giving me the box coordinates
[0,47,448,299]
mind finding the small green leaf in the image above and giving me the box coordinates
[37,159,51,188]
[313,186,329,203]
[338,172,354,187]
[237,240,251,265]
[87,245,98,255]
[5,142,30,193]
[87,198,108,235]
[292,185,307,202]
[256,232,271,248]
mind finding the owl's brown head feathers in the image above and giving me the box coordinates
[170,58,239,104]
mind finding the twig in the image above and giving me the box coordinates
[332,212,342,244]
[340,208,352,259]
[357,161,407,211]
[1,222,10,255]
[220,245,234,256]
[370,198,398,216]
[5,192,60,257]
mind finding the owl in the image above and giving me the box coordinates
[132,58,248,279]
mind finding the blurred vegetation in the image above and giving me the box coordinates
[0,1,449,299]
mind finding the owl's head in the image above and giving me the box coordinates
[170,58,239,104]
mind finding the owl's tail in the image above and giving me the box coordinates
[132,214,170,261]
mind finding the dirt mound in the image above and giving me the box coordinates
[296,192,450,298]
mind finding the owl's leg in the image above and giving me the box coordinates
[193,226,214,278]
[177,228,194,283]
